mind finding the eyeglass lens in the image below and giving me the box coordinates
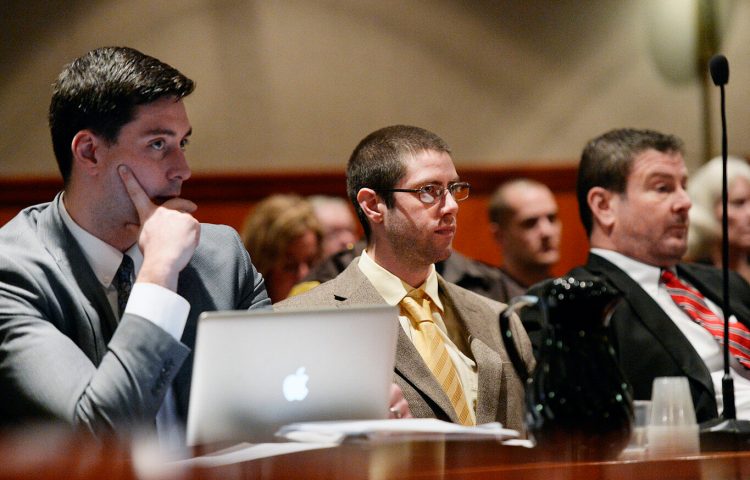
[420,184,469,203]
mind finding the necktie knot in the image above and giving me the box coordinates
[401,290,433,325]
[113,255,134,318]
[407,289,426,301]
[660,269,682,289]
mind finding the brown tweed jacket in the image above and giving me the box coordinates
[275,258,535,432]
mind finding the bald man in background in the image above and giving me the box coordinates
[488,178,561,299]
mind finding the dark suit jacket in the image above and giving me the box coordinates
[0,194,271,435]
[276,258,535,432]
[569,253,750,423]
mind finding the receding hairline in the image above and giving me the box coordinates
[489,178,554,225]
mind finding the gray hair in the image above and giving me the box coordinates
[686,155,750,260]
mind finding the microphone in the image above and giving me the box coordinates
[709,54,729,86]
[699,54,750,452]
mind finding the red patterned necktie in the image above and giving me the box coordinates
[661,269,750,369]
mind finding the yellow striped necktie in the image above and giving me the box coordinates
[400,289,474,425]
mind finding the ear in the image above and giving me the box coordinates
[70,130,105,177]
[587,186,617,231]
[356,188,384,225]
[489,222,504,244]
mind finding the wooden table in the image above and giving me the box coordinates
[2,424,750,480]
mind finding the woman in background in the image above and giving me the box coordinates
[241,194,323,302]
[686,155,750,284]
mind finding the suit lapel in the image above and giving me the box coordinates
[335,262,459,422]
[38,194,117,359]
[394,327,459,423]
[173,263,204,420]
[441,279,503,424]
[586,254,714,395]
[678,263,750,328]
[327,260,389,306]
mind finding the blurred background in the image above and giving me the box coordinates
[0,0,746,272]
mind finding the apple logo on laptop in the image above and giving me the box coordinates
[282,367,309,401]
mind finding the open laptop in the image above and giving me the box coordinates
[186,305,399,445]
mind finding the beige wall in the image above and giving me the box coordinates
[1,0,748,177]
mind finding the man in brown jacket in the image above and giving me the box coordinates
[277,125,534,431]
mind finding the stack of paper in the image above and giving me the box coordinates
[276,418,519,444]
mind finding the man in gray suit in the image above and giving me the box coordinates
[277,125,534,431]
[0,47,270,441]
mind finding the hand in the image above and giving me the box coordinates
[388,383,412,419]
[118,165,200,291]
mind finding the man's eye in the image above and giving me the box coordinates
[421,185,439,195]
[180,138,190,150]
[150,140,165,151]
[520,218,537,229]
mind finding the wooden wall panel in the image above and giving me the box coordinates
[0,165,588,275]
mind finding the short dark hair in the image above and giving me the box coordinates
[48,46,195,183]
[577,128,684,236]
[346,125,452,240]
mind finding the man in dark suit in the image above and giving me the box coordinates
[0,47,270,441]
[277,125,534,432]
[570,128,750,422]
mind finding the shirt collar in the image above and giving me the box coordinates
[357,250,444,311]
[590,248,664,298]
[59,194,143,288]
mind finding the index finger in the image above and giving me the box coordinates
[118,165,155,221]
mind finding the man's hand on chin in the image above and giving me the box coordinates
[118,164,200,291]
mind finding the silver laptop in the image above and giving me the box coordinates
[186,305,399,445]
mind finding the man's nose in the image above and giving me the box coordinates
[675,186,692,212]
[171,149,192,182]
[538,217,555,236]
[442,189,459,214]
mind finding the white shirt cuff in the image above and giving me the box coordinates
[124,283,190,341]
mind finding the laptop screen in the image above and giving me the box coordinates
[186,305,399,445]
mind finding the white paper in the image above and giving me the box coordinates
[276,418,519,443]
[173,442,339,468]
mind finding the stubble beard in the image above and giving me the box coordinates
[387,222,452,270]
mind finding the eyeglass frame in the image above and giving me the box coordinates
[379,182,471,205]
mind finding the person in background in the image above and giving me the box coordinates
[686,155,750,284]
[487,178,561,299]
[277,125,534,430]
[0,47,270,442]
[290,240,512,302]
[241,194,323,303]
[568,127,750,422]
[308,195,359,258]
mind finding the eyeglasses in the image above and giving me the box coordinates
[381,182,471,204]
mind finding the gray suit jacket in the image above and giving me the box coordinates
[276,258,535,432]
[0,194,270,435]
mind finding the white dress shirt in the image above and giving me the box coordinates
[592,248,750,418]
[60,197,190,449]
